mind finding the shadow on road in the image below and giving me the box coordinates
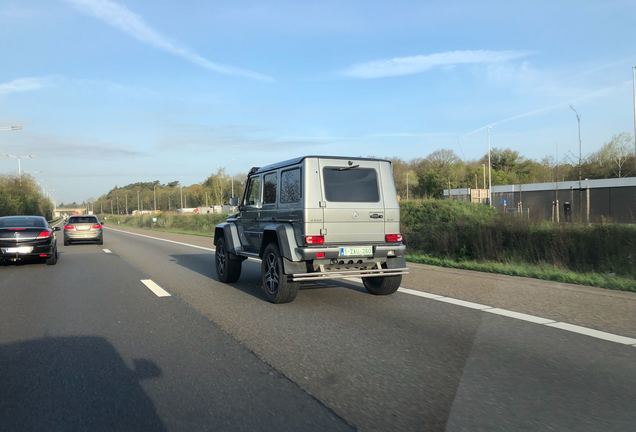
[0,336,166,432]
[169,253,367,299]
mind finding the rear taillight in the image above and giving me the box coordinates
[91,224,102,230]
[64,225,75,231]
[304,235,325,245]
[385,234,403,243]
[37,231,51,239]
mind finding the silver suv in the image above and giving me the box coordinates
[214,156,408,303]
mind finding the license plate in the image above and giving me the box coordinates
[5,246,33,254]
[338,246,373,257]
[77,226,89,231]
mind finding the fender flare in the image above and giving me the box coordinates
[259,223,302,261]
[214,222,241,255]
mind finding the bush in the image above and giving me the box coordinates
[401,200,635,278]
[0,175,54,219]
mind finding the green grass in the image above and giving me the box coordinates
[407,253,636,292]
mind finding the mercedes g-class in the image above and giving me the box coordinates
[214,156,408,303]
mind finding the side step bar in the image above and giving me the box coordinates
[291,267,409,282]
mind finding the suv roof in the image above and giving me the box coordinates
[253,155,392,175]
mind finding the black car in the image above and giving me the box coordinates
[0,216,60,265]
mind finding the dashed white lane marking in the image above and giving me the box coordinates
[102,249,112,254]
[105,226,214,251]
[108,226,636,347]
[141,279,171,297]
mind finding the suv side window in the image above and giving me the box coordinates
[263,172,277,205]
[280,168,301,204]
[244,176,262,207]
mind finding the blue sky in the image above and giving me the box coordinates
[0,0,635,202]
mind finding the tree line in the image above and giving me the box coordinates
[0,175,54,219]
[66,169,247,214]
[75,131,634,212]
[391,132,635,199]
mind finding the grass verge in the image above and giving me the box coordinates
[406,253,636,293]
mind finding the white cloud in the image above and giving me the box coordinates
[341,50,531,79]
[64,0,273,81]
[0,77,45,95]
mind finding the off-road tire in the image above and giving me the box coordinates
[363,275,401,295]
[215,237,242,283]
[261,243,299,304]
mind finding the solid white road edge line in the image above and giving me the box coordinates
[102,249,112,254]
[108,226,636,347]
[141,279,171,297]
[545,322,636,345]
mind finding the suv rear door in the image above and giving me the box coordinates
[318,158,385,244]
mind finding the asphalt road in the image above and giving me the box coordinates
[1,227,635,431]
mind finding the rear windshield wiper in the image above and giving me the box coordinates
[334,164,360,171]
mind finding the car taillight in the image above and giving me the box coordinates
[315,252,326,259]
[304,235,325,245]
[92,224,102,229]
[37,230,51,239]
[64,225,75,231]
[385,234,403,243]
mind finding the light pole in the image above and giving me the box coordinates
[153,185,157,212]
[487,127,493,207]
[405,172,409,200]
[0,125,22,131]
[5,154,34,179]
[632,66,636,168]
[569,105,583,221]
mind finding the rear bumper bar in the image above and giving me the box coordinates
[290,267,409,282]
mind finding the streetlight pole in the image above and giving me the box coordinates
[406,172,409,200]
[632,66,636,168]
[5,154,33,180]
[0,125,22,131]
[153,185,157,212]
[487,127,493,207]
[569,105,583,222]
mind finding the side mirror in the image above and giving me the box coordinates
[53,226,61,231]
[229,197,239,206]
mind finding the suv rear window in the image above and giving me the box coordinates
[68,216,98,224]
[323,167,379,202]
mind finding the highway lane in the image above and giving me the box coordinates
[1,228,635,431]
[101,227,636,432]
[0,236,352,432]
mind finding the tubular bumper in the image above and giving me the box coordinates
[290,266,409,282]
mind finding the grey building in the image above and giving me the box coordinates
[444,177,636,223]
